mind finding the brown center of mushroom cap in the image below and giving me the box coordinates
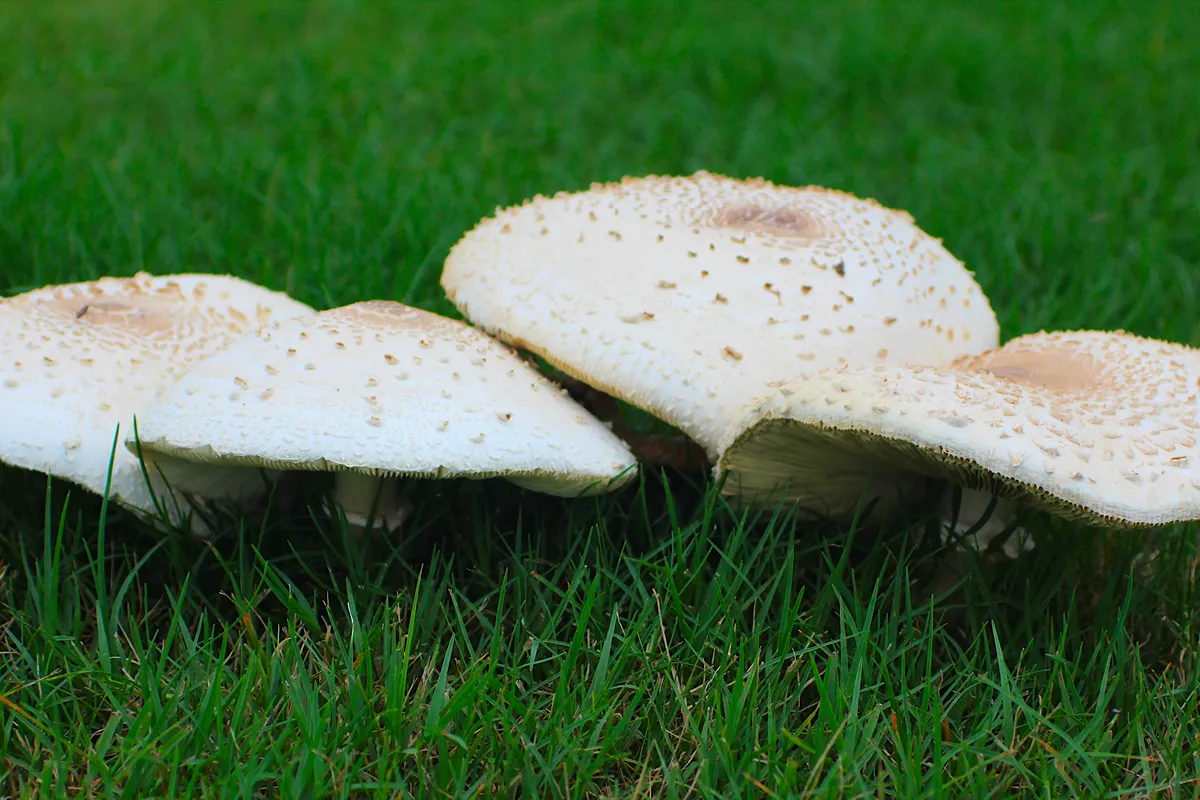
[352,299,420,319]
[709,203,827,240]
[69,298,178,335]
[2,280,224,341]
[970,343,1100,393]
[331,300,464,336]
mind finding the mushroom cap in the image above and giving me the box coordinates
[131,300,638,495]
[441,170,1000,454]
[0,272,315,522]
[717,330,1200,527]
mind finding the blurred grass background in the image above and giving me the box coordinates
[1,0,1199,796]
[3,0,1197,338]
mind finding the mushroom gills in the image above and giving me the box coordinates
[718,420,933,522]
[128,453,285,537]
[143,452,281,505]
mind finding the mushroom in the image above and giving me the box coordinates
[717,330,1200,527]
[440,171,1000,464]
[129,300,638,531]
[0,272,315,529]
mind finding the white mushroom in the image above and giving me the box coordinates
[130,300,638,530]
[441,170,1000,459]
[0,272,315,529]
[717,330,1200,527]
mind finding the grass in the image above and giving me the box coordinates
[2,0,1199,795]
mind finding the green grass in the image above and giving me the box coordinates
[2,0,1200,795]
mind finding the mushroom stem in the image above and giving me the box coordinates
[626,434,709,472]
[553,370,709,472]
[332,472,409,532]
[937,487,1033,559]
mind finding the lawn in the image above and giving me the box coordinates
[2,0,1199,796]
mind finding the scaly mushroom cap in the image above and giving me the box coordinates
[441,171,1000,455]
[131,301,638,495]
[717,330,1200,527]
[0,272,316,523]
